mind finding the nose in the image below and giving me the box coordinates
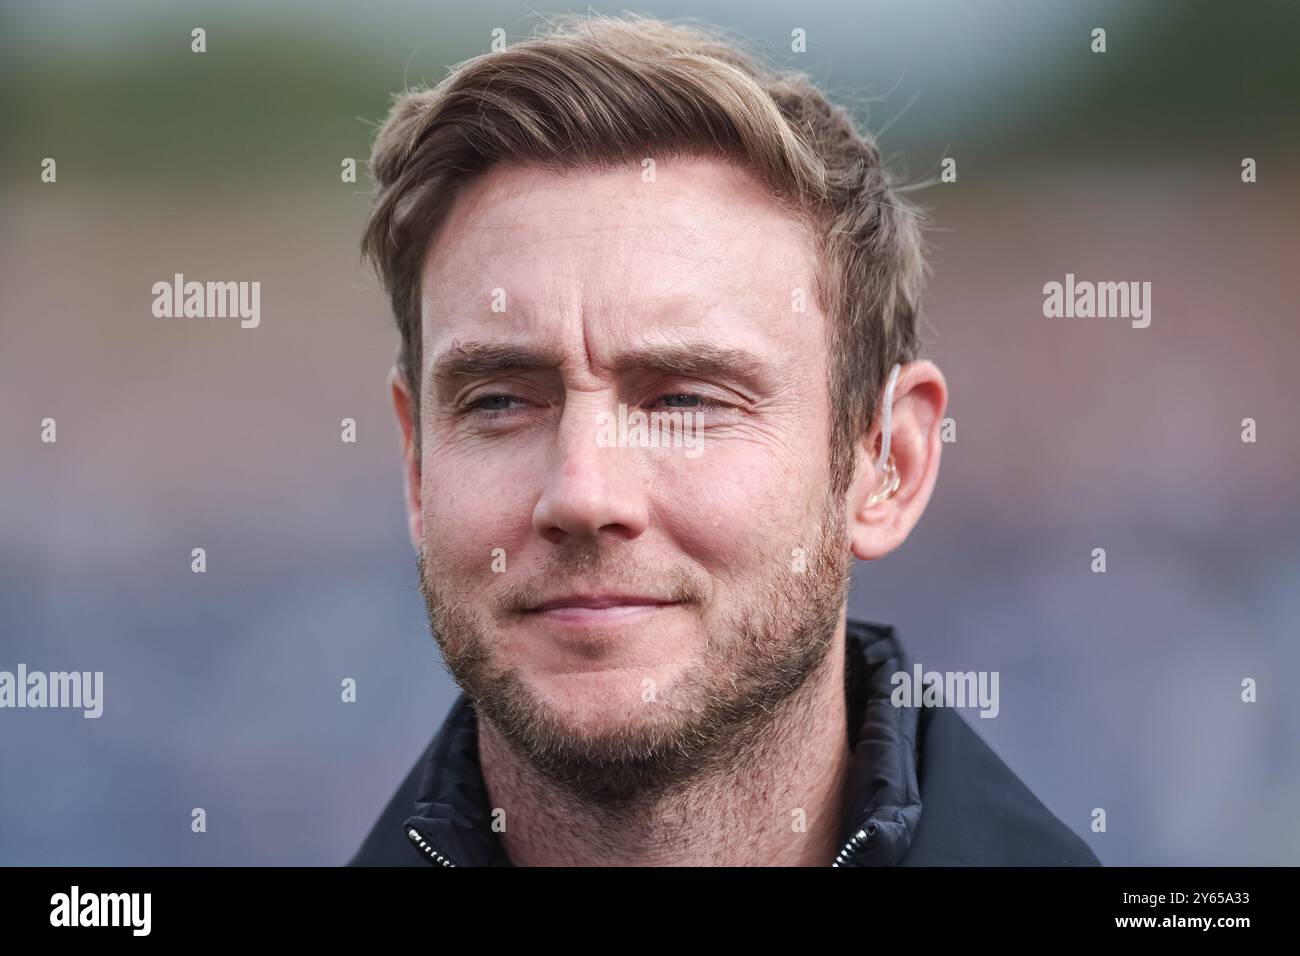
[532,397,651,544]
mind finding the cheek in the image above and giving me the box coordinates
[419,449,537,576]
[653,441,820,576]
[421,489,490,574]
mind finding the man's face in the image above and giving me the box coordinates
[404,157,854,803]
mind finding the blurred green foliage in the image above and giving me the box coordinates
[0,0,1295,187]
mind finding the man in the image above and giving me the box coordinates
[350,13,1099,866]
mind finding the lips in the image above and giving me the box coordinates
[527,593,676,613]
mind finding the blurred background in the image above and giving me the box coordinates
[1,0,1297,865]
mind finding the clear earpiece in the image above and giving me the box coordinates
[864,363,902,507]
[863,455,900,507]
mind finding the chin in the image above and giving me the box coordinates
[519,662,695,740]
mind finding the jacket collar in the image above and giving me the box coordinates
[402,618,923,866]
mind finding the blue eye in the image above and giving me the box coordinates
[470,395,514,411]
[463,394,526,418]
[653,393,723,409]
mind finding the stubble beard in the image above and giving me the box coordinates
[418,494,853,813]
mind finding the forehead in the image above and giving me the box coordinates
[418,157,824,360]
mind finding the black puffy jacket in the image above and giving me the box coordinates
[350,619,1101,866]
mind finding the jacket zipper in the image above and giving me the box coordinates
[407,826,457,867]
[831,822,877,867]
[408,822,875,868]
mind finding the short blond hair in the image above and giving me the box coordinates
[362,12,928,491]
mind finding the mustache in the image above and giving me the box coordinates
[493,548,708,615]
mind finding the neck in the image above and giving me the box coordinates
[477,622,852,866]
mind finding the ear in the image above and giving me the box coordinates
[847,360,948,561]
[389,366,423,552]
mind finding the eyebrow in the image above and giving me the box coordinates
[430,341,774,393]
[432,342,567,384]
